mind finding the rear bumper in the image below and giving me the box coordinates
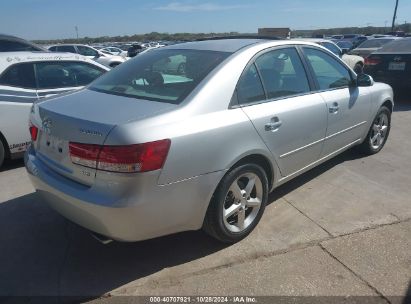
[25,146,224,242]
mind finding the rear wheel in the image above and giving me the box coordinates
[203,163,268,243]
[0,140,5,169]
[359,106,391,155]
[354,62,363,74]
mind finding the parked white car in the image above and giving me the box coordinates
[295,39,365,73]
[48,44,127,67]
[0,52,109,167]
[99,47,128,58]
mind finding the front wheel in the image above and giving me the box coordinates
[359,106,391,155]
[203,163,268,243]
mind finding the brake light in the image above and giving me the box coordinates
[69,139,171,173]
[69,143,101,168]
[364,57,382,66]
[29,123,38,141]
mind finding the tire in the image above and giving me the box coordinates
[354,62,363,74]
[203,163,268,243]
[110,62,120,68]
[177,62,186,75]
[0,139,5,169]
[358,106,391,155]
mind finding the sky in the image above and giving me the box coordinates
[1,0,410,40]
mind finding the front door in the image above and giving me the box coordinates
[301,47,371,156]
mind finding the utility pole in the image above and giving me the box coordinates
[75,25,79,41]
[391,0,399,31]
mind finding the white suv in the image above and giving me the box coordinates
[48,44,127,67]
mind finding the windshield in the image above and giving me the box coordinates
[357,39,394,48]
[90,49,230,104]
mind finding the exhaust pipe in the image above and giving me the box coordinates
[91,232,113,245]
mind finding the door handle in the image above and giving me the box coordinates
[265,117,282,132]
[329,102,339,114]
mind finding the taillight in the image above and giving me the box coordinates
[69,143,101,168]
[69,139,171,173]
[364,57,382,66]
[29,123,38,141]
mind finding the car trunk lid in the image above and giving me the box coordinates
[33,89,175,186]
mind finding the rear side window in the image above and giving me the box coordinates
[255,47,310,99]
[237,63,265,104]
[56,45,77,53]
[0,63,36,88]
[90,49,230,104]
[35,61,105,89]
[303,48,352,90]
[77,46,99,57]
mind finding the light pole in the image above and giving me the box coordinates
[75,26,79,41]
[391,0,399,31]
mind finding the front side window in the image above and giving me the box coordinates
[76,46,99,57]
[303,48,352,90]
[90,49,230,104]
[35,61,105,89]
[255,47,310,100]
[0,63,36,88]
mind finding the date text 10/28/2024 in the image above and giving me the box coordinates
[149,296,257,303]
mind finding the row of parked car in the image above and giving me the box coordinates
[0,33,410,170]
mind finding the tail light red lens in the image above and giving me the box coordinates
[364,57,382,66]
[69,143,101,168]
[69,139,171,173]
[29,123,38,141]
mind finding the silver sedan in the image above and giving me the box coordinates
[25,38,393,243]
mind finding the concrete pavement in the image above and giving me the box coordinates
[0,101,410,303]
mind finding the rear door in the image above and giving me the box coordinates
[238,46,328,178]
[301,46,371,157]
[0,62,37,154]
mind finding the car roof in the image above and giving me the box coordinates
[291,38,334,43]
[0,51,109,71]
[164,38,279,53]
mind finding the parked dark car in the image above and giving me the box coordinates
[127,44,143,57]
[350,37,401,58]
[0,34,46,52]
[364,38,411,91]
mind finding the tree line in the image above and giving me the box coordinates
[33,24,410,45]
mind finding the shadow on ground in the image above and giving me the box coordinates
[0,147,368,300]
[0,158,24,172]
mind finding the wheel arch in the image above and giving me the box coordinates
[227,152,277,192]
[0,131,11,159]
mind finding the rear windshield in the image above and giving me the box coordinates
[358,39,395,48]
[89,49,230,104]
[377,38,411,52]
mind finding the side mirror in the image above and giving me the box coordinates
[356,74,374,87]
[341,49,348,55]
[95,52,101,58]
